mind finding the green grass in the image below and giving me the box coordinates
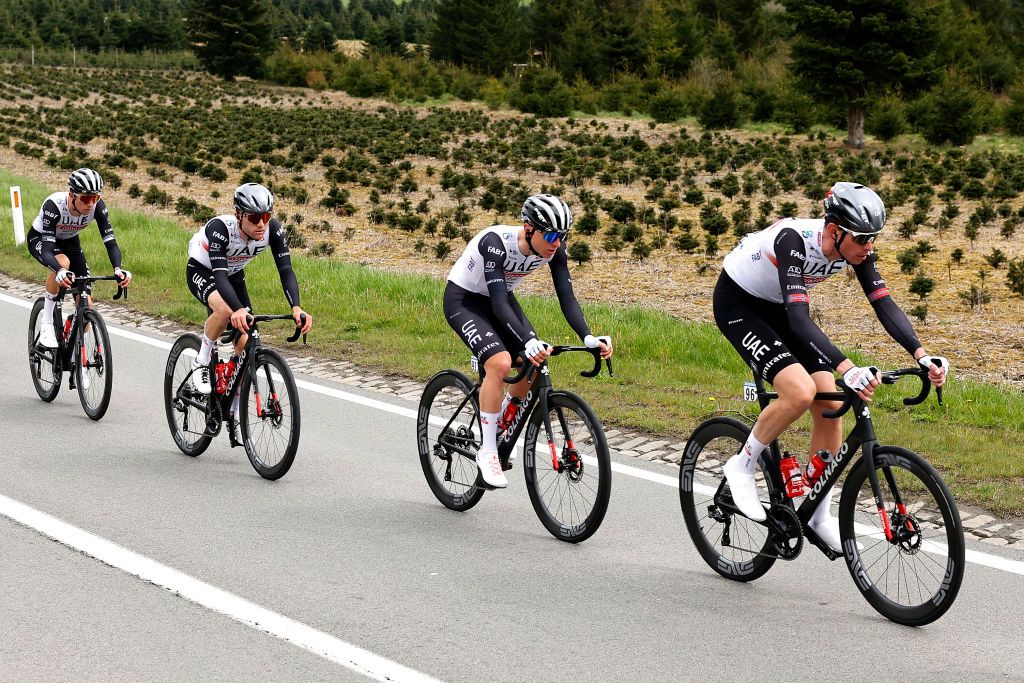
[2,169,1022,515]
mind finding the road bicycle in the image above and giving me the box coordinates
[417,346,613,543]
[679,363,964,626]
[164,314,306,480]
[27,274,127,421]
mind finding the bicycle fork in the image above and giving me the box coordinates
[861,442,915,543]
[537,391,583,479]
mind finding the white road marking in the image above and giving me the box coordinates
[3,291,1023,581]
[0,493,444,683]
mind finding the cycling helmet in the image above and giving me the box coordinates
[68,168,103,194]
[522,194,573,239]
[233,183,275,214]
[822,182,886,235]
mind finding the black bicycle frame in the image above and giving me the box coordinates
[42,275,124,377]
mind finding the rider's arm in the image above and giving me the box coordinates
[268,219,300,307]
[36,198,63,272]
[775,229,848,369]
[206,219,246,311]
[480,233,536,344]
[853,254,921,357]
[94,199,123,269]
[549,246,593,341]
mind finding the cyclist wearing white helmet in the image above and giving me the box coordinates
[713,182,948,552]
[444,194,613,488]
[27,168,132,349]
[185,183,313,433]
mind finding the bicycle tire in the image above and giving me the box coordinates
[679,416,777,582]
[27,297,61,402]
[839,446,965,626]
[239,348,300,480]
[76,309,113,421]
[164,333,213,457]
[523,391,611,543]
[416,370,486,512]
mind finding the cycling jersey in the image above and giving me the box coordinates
[186,215,298,312]
[446,226,590,345]
[30,192,121,272]
[720,218,919,369]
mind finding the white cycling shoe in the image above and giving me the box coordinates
[724,454,766,522]
[476,449,508,489]
[37,323,58,349]
[78,366,91,391]
[808,516,863,553]
[191,359,212,395]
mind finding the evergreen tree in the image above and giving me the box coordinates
[785,0,939,148]
[187,0,274,80]
[429,0,522,75]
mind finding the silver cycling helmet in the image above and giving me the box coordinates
[233,182,275,215]
[823,182,886,235]
[521,194,573,240]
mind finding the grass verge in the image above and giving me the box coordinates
[1,168,1021,515]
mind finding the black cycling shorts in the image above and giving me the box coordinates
[713,271,827,384]
[443,281,528,365]
[28,231,90,278]
[186,259,251,313]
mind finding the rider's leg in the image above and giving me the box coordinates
[476,352,511,488]
[198,291,233,366]
[725,364,816,522]
[43,253,70,317]
[807,370,847,551]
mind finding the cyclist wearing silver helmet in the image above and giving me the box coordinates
[444,193,613,488]
[27,168,132,349]
[185,183,313,421]
[713,182,948,552]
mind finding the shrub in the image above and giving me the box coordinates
[908,273,935,299]
[433,241,453,260]
[575,212,600,236]
[568,241,592,265]
[1006,259,1024,296]
[698,79,746,130]
[908,304,928,322]
[647,89,688,124]
[896,249,921,274]
[867,95,906,142]
[916,71,987,146]
[985,248,1007,269]
[511,67,574,118]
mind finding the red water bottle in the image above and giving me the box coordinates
[805,449,833,487]
[780,452,805,498]
[226,355,238,382]
[215,360,228,395]
[498,396,524,432]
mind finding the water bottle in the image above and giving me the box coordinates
[498,396,524,432]
[805,449,833,487]
[780,452,805,498]
[215,360,228,395]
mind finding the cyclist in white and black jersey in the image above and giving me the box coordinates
[714,182,948,552]
[185,183,313,409]
[444,194,612,488]
[27,168,132,349]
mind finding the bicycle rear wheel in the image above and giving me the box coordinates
[239,349,300,480]
[27,297,61,402]
[679,416,777,581]
[839,447,965,626]
[523,391,611,543]
[77,309,113,420]
[164,333,213,457]
[417,370,485,512]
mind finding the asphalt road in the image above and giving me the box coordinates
[1,291,1022,682]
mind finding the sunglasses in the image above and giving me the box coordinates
[837,225,877,246]
[245,212,272,225]
[542,229,568,244]
[76,193,100,204]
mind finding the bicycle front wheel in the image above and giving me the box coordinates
[27,297,61,402]
[417,370,486,512]
[523,391,611,543]
[239,349,300,480]
[164,333,213,457]
[77,309,113,420]
[839,447,965,626]
[679,416,777,581]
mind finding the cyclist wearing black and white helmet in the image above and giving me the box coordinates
[444,193,613,488]
[27,168,132,349]
[713,181,948,552]
[185,183,313,422]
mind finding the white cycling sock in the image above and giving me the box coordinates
[810,484,836,526]
[43,291,57,320]
[735,432,769,474]
[499,393,511,419]
[480,411,500,453]
[230,392,240,418]
[197,334,215,366]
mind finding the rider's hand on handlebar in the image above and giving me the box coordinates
[917,355,949,388]
[842,364,881,401]
[230,308,251,333]
[524,337,551,366]
[114,267,132,287]
[584,334,613,359]
[292,306,313,334]
[55,268,75,289]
